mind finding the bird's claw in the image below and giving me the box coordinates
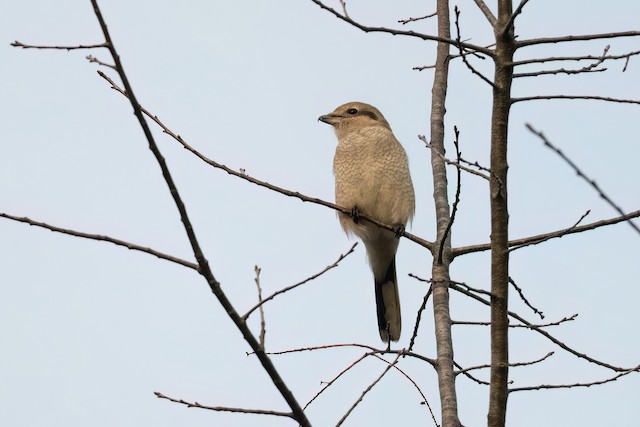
[393,224,406,239]
[350,206,361,224]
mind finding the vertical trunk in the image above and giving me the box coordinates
[488,1,515,426]
[429,1,461,426]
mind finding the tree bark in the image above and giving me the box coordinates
[429,1,462,426]
[488,1,515,426]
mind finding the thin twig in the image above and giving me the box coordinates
[509,367,640,392]
[243,243,358,320]
[508,276,544,320]
[449,283,638,372]
[0,212,197,270]
[338,0,349,18]
[510,210,591,252]
[514,46,611,79]
[11,40,107,50]
[511,49,640,67]
[310,0,494,56]
[369,354,439,427]
[456,352,554,375]
[253,265,266,348]
[451,314,577,328]
[398,12,437,25]
[303,351,438,425]
[453,360,489,385]
[514,67,607,78]
[420,135,490,180]
[513,314,578,329]
[526,124,640,235]
[264,343,437,366]
[304,353,369,410]
[336,353,402,426]
[513,94,640,105]
[517,31,640,49]
[86,54,116,70]
[454,6,496,87]
[408,283,433,352]
[501,0,530,37]
[153,392,293,418]
[438,126,462,264]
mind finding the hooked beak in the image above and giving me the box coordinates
[318,114,340,126]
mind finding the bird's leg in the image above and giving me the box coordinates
[350,205,361,224]
[393,223,406,239]
[385,322,392,351]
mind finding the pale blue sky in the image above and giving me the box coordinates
[1,1,639,426]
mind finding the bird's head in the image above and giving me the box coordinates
[319,102,391,138]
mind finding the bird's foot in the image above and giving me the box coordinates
[350,206,361,224]
[393,224,406,239]
[385,322,392,351]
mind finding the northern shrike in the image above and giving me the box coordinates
[319,102,415,342]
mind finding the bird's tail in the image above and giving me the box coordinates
[374,257,401,342]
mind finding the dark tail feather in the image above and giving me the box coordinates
[374,257,401,342]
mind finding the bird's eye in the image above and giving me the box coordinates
[347,108,358,115]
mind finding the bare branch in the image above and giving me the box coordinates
[449,283,639,372]
[454,6,496,87]
[456,351,554,375]
[511,49,640,67]
[338,0,349,18]
[448,279,493,297]
[509,276,544,319]
[0,212,198,270]
[97,71,434,252]
[154,392,293,418]
[85,54,116,70]
[398,12,437,25]
[513,94,640,105]
[472,0,497,27]
[459,157,491,174]
[88,2,310,424]
[454,210,640,256]
[514,66,607,78]
[515,45,610,78]
[369,354,439,426]
[509,367,640,393]
[452,314,578,328]
[408,283,433,352]
[253,266,267,348]
[264,342,437,367]
[509,210,591,252]
[517,30,640,48]
[501,0,531,37]
[437,127,463,264]
[453,360,490,385]
[514,313,578,329]
[11,40,107,50]
[420,135,490,180]
[243,243,358,320]
[414,43,494,71]
[309,0,494,56]
[304,353,369,410]
[336,353,402,426]
[527,124,640,235]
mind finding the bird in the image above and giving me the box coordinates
[319,102,415,343]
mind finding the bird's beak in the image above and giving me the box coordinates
[318,114,340,125]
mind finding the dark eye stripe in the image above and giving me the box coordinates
[361,110,378,121]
